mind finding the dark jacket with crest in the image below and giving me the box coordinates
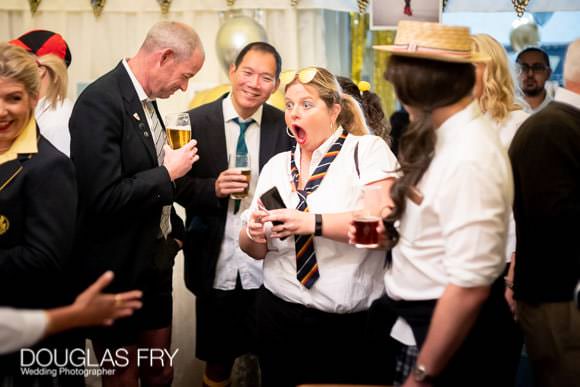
[69,62,184,293]
[174,94,292,296]
[0,131,77,309]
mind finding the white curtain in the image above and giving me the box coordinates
[0,0,351,113]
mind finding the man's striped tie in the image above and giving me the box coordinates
[145,101,171,238]
[290,129,348,289]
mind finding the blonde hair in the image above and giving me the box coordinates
[471,34,521,123]
[37,54,68,109]
[0,43,40,100]
[286,67,368,136]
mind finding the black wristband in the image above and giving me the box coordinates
[314,214,323,236]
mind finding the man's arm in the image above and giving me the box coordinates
[70,87,175,216]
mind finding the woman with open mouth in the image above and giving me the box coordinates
[239,66,399,387]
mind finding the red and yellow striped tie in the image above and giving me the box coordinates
[290,129,348,289]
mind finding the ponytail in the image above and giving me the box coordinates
[37,54,68,109]
[338,93,369,135]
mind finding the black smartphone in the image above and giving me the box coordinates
[259,187,286,226]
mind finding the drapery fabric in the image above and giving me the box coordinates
[0,0,351,114]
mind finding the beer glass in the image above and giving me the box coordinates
[229,153,251,200]
[353,185,382,248]
[165,112,191,149]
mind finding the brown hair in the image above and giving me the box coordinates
[0,43,40,100]
[337,76,391,141]
[384,55,475,247]
[286,67,368,135]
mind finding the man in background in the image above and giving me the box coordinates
[509,38,580,387]
[516,46,554,113]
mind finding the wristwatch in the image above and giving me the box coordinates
[413,364,435,384]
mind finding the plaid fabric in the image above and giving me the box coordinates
[394,345,418,386]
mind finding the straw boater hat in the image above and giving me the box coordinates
[374,20,489,63]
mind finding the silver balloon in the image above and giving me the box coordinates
[215,15,268,75]
[510,14,540,52]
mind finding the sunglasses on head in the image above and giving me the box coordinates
[279,67,319,87]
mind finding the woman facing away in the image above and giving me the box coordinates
[375,21,515,387]
[239,66,399,387]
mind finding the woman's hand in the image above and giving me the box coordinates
[247,208,269,244]
[347,217,389,249]
[263,209,314,239]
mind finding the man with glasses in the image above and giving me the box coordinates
[516,46,554,113]
[509,38,580,387]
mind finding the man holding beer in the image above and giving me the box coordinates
[69,21,204,386]
[174,42,292,386]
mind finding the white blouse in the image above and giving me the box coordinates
[385,102,513,302]
[246,128,398,313]
[487,109,529,261]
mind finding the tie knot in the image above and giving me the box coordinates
[232,117,254,133]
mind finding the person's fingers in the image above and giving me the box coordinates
[117,290,143,302]
[83,271,115,299]
[120,300,143,310]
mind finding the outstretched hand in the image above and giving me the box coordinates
[72,271,142,327]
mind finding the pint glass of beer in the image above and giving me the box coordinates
[165,112,191,149]
[229,153,251,200]
[353,185,382,248]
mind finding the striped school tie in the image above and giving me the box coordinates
[290,129,348,289]
[145,100,171,238]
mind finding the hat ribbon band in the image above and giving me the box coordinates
[393,43,471,57]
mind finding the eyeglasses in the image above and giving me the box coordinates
[517,63,549,74]
[279,67,319,87]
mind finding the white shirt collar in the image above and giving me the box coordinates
[223,93,263,126]
[294,126,345,172]
[436,100,482,150]
[122,59,150,103]
[554,86,580,110]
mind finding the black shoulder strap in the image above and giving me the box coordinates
[354,141,360,178]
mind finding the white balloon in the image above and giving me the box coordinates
[215,15,268,74]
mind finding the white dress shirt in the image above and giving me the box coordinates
[386,102,513,301]
[246,128,398,313]
[0,308,47,354]
[35,96,73,156]
[486,109,529,261]
[388,102,513,345]
[213,95,264,290]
